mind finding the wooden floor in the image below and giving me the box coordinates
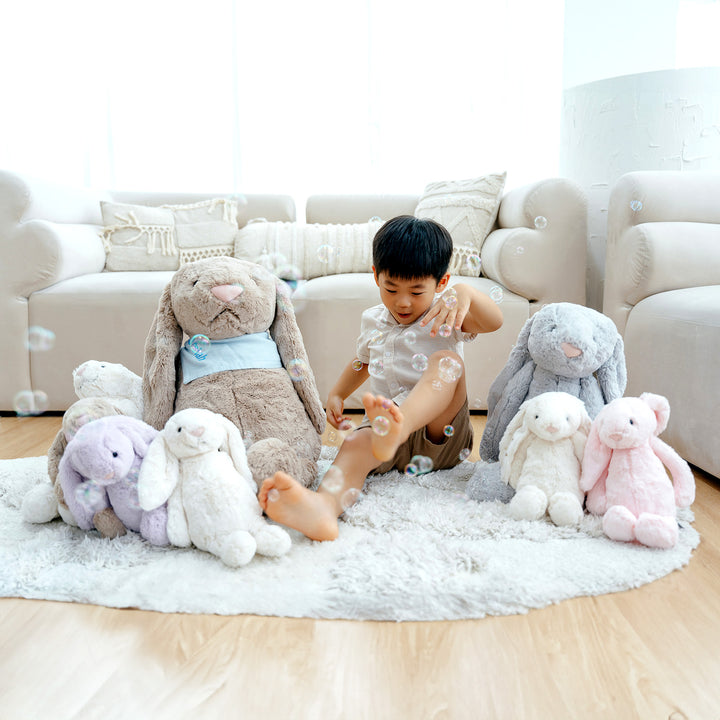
[1,413,719,720]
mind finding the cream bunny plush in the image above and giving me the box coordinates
[73,360,143,419]
[138,407,292,567]
[580,393,695,549]
[499,391,591,526]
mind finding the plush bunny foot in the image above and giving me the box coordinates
[247,437,306,487]
[253,523,292,557]
[602,505,637,542]
[634,513,678,549]
[93,508,127,538]
[215,531,257,567]
[140,506,169,546]
[548,492,584,526]
[21,483,59,524]
[509,485,548,521]
[465,462,515,503]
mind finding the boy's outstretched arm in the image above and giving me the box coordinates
[421,282,503,336]
[326,359,370,428]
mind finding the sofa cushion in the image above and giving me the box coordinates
[233,220,384,280]
[414,172,506,276]
[101,198,240,271]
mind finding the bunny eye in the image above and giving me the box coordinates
[112,451,118,458]
[629,419,635,425]
[177,426,182,432]
[535,414,539,419]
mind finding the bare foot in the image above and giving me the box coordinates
[258,471,339,541]
[362,392,405,462]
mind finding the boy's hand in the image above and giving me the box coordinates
[326,394,346,429]
[420,286,471,337]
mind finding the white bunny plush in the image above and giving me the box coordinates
[499,391,591,526]
[137,407,292,567]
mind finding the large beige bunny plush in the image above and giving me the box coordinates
[142,256,325,488]
[499,391,591,526]
[138,408,291,566]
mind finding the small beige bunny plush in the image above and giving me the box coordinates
[499,391,591,526]
[142,256,325,488]
[138,408,291,567]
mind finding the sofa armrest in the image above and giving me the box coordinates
[480,178,587,307]
[604,171,720,334]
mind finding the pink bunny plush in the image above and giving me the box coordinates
[580,393,695,548]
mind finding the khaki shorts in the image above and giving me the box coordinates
[358,399,474,476]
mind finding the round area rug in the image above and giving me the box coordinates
[0,451,699,621]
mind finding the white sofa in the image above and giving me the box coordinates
[0,170,587,414]
[604,171,720,479]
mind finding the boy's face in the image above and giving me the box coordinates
[373,269,449,325]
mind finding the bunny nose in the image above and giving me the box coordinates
[609,431,624,442]
[212,284,244,303]
[561,342,582,358]
[189,426,205,437]
[546,425,559,434]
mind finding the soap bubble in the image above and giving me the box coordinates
[411,353,429,372]
[317,244,336,263]
[438,323,452,338]
[514,246,525,256]
[26,326,56,352]
[267,488,280,502]
[187,334,210,360]
[371,416,390,436]
[351,358,364,371]
[458,448,471,462]
[341,487,361,510]
[489,286,504,303]
[368,330,385,347]
[466,254,482,275]
[534,216,548,230]
[443,424,455,437]
[431,379,443,391]
[439,356,463,383]
[256,252,287,273]
[338,418,356,433]
[442,288,458,310]
[381,398,392,410]
[321,466,344,493]
[75,481,104,510]
[368,358,384,378]
[369,216,382,223]
[287,358,308,381]
[13,390,49,416]
[404,330,417,346]
[276,264,302,290]
[630,200,643,212]
[405,462,419,476]
[411,455,433,474]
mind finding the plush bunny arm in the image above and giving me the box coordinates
[650,436,696,507]
[58,455,105,530]
[480,360,535,462]
[47,429,67,486]
[501,431,533,489]
[137,436,179,511]
[595,335,627,404]
[571,431,588,466]
[579,425,612,492]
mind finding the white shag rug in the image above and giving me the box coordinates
[0,450,700,621]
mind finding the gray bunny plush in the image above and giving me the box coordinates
[143,256,325,489]
[467,303,626,502]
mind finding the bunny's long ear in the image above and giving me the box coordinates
[499,404,531,488]
[143,283,183,430]
[579,418,612,493]
[218,415,256,491]
[270,280,326,434]
[595,334,626,403]
[122,419,159,460]
[138,435,178,511]
[640,392,670,435]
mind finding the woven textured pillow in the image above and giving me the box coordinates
[415,172,506,276]
[234,220,384,280]
[101,198,240,271]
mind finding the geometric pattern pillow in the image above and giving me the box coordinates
[415,172,506,276]
[101,198,240,271]
[234,219,385,280]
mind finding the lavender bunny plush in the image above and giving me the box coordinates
[57,415,168,544]
[467,302,626,503]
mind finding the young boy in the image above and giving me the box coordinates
[258,215,503,540]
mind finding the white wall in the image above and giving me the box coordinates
[560,0,720,310]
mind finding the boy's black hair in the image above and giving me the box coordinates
[372,215,453,283]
